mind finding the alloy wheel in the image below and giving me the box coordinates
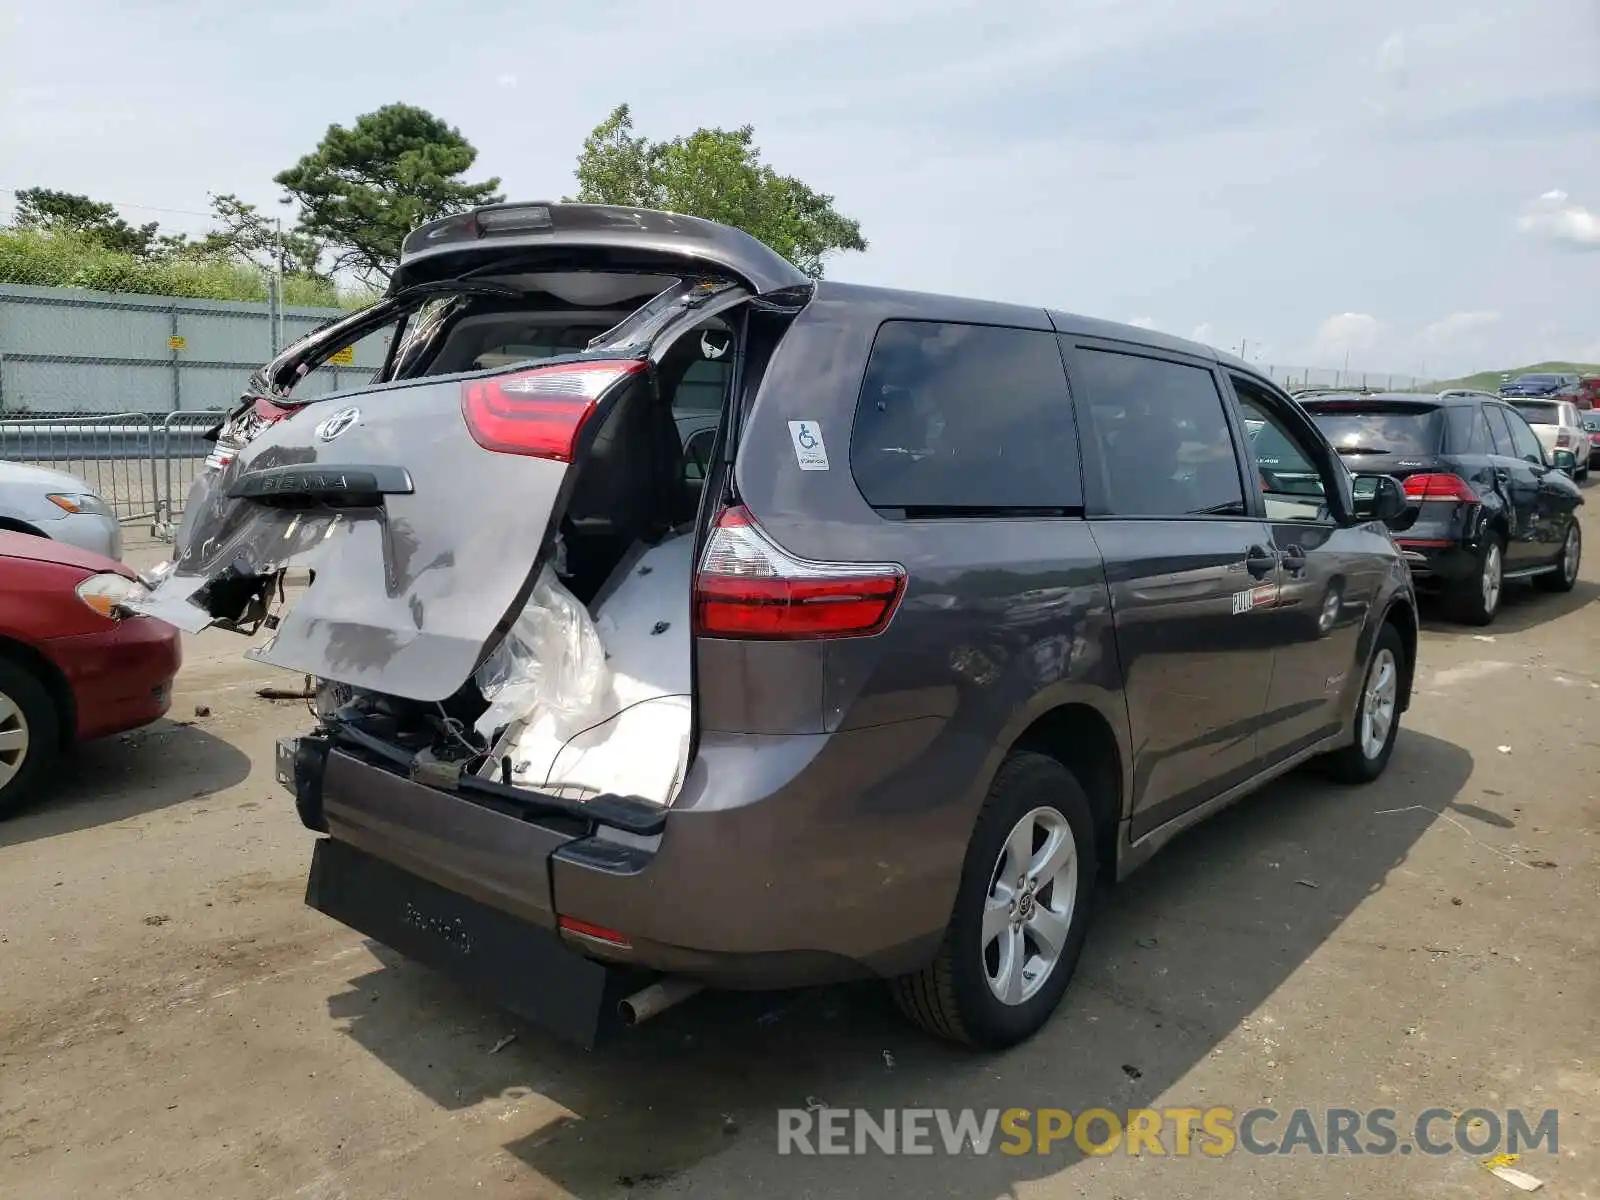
[1360,648,1399,761]
[1481,543,1502,615]
[983,806,1079,1006]
[0,689,30,791]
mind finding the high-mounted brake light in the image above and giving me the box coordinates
[1402,473,1477,503]
[694,506,906,639]
[475,204,554,233]
[461,360,646,461]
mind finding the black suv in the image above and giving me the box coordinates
[138,203,1422,1050]
[1296,390,1584,624]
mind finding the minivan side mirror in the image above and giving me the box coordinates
[1350,474,1408,525]
[1551,448,1579,476]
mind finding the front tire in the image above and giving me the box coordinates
[0,657,61,818]
[1445,535,1504,626]
[1535,521,1581,593]
[892,752,1097,1049]
[1321,623,1405,785]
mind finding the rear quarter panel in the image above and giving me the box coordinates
[711,284,1128,954]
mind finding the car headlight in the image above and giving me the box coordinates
[75,572,147,619]
[47,492,114,518]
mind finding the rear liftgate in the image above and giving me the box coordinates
[140,276,757,1046]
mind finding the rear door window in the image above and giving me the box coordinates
[849,321,1081,513]
[1484,404,1517,456]
[1070,347,1245,517]
[1498,406,1547,464]
[1444,404,1495,455]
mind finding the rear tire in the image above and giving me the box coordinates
[891,752,1097,1049]
[1321,622,1406,785]
[0,657,61,818]
[1535,521,1581,593]
[1445,535,1504,626]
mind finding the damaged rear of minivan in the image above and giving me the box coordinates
[133,203,867,1045]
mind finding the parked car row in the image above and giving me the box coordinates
[1285,387,1585,625]
[1499,370,1597,409]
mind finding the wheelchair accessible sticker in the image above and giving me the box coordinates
[788,420,831,471]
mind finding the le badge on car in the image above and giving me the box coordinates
[314,406,361,442]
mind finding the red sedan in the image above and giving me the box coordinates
[0,532,181,814]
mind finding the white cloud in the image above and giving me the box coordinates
[496,72,518,89]
[1310,313,1382,363]
[1516,190,1600,250]
[1418,311,1499,348]
[1128,316,1158,330]
[1190,322,1216,346]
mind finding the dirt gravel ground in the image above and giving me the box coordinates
[3,507,1598,1200]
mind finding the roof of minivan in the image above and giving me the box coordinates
[809,281,1256,371]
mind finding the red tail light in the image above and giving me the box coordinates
[558,915,631,948]
[694,506,906,639]
[1402,473,1476,503]
[461,359,645,461]
[1556,430,1573,448]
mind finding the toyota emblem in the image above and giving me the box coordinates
[314,406,361,442]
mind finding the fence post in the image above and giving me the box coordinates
[146,414,163,536]
[160,411,176,538]
[168,304,181,414]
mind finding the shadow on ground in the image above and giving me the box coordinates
[0,718,252,848]
[1418,578,1597,637]
[323,730,1472,1197]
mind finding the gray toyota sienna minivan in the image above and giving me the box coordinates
[135,203,1419,1050]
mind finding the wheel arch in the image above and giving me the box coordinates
[0,517,49,538]
[1008,701,1126,882]
[0,635,76,749]
[1379,595,1419,713]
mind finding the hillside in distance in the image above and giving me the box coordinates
[1433,361,1600,393]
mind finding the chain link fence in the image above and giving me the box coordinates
[0,282,387,417]
[0,282,391,541]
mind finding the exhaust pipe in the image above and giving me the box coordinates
[618,977,704,1026]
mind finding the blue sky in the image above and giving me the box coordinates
[2,0,1597,377]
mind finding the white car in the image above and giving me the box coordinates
[0,461,122,560]
[1508,399,1590,481]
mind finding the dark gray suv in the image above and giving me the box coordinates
[135,203,1419,1050]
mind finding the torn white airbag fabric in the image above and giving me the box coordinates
[481,534,693,806]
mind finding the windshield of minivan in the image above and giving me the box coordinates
[1304,405,1443,455]
[1511,400,1561,425]
[1512,374,1560,387]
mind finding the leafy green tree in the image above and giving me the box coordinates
[192,193,324,277]
[572,104,866,278]
[275,103,503,284]
[12,188,160,258]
